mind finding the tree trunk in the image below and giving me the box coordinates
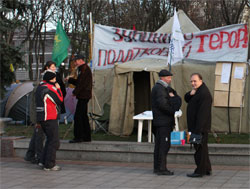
[28,39,33,80]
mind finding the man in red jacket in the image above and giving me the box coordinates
[36,71,63,171]
[67,54,93,143]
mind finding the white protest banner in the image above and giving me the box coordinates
[93,23,248,69]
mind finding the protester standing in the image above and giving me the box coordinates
[24,61,66,165]
[67,54,92,143]
[36,71,63,171]
[42,61,67,113]
[151,69,182,175]
[24,79,44,164]
[185,73,212,177]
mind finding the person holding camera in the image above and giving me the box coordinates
[184,73,212,178]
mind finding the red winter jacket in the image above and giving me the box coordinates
[35,81,63,122]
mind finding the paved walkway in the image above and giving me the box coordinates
[0,157,249,189]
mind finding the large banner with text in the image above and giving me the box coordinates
[93,23,248,69]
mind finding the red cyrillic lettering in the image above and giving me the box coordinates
[98,49,107,66]
[236,25,248,48]
[229,31,237,48]
[107,50,116,65]
[162,34,169,43]
[113,28,123,42]
[219,31,230,49]
[140,48,150,56]
[209,33,220,50]
[196,34,209,52]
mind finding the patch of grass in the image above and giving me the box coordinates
[2,124,250,144]
[208,133,249,144]
[3,124,148,142]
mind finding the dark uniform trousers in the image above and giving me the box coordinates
[194,132,212,175]
[41,120,60,169]
[154,126,171,171]
[74,99,91,141]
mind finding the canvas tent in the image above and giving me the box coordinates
[92,9,249,135]
[4,82,34,123]
[108,59,250,135]
[105,10,249,135]
[156,10,200,33]
[91,9,200,115]
[0,83,20,117]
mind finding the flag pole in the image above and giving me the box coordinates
[89,12,95,131]
[169,38,172,72]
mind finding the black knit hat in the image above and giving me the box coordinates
[159,69,173,77]
[73,54,85,61]
[43,71,56,82]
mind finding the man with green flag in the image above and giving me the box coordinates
[52,20,70,67]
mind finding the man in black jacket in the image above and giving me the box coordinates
[66,54,93,143]
[185,73,212,178]
[151,69,182,176]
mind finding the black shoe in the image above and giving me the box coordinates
[30,158,39,164]
[69,139,83,143]
[24,156,36,163]
[206,171,212,176]
[24,156,32,162]
[187,173,203,178]
[157,170,174,176]
[153,169,159,174]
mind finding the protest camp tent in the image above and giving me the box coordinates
[108,59,250,136]
[4,82,34,124]
[156,10,200,33]
[92,9,249,135]
[104,10,200,135]
[91,9,200,115]
[0,83,20,117]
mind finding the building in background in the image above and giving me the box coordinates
[13,29,72,81]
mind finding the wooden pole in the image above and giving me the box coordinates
[239,65,246,134]
[89,12,95,131]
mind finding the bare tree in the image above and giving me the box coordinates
[220,0,247,25]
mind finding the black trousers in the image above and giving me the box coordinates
[25,125,44,161]
[74,99,91,141]
[193,132,212,175]
[154,126,171,171]
[41,120,60,169]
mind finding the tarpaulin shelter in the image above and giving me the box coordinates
[4,82,34,123]
[108,60,250,135]
[0,83,20,117]
[92,10,249,135]
[91,9,200,115]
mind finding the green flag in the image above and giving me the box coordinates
[52,20,70,67]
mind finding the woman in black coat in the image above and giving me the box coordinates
[184,73,212,178]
